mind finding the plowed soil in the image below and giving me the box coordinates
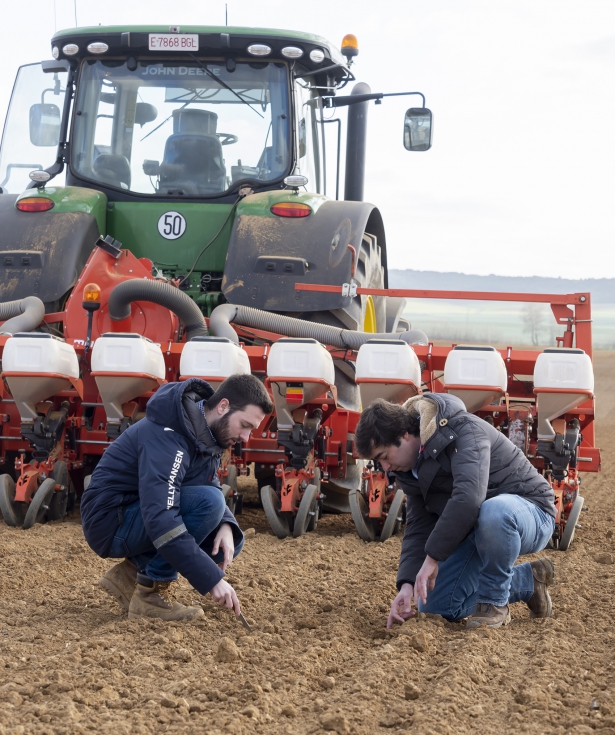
[1,352,614,735]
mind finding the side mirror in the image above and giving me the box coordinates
[135,102,158,127]
[403,108,433,152]
[29,103,61,147]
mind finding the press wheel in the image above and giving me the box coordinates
[22,478,56,530]
[0,474,22,527]
[349,490,375,542]
[307,468,321,532]
[559,494,584,551]
[48,461,69,521]
[379,488,405,542]
[293,484,318,538]
[261,484,290,539]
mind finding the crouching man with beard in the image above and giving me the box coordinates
[81,374,273,621]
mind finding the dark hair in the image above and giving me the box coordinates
[355,399,420,458]
[206,373,273,415]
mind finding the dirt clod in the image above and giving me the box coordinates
[215,636,240,662]
[321,675,336,689]
[594,552,614,564]
[405,683,421,700]
[173,647,192,661]
[320,713,350,733]
[409,631,430,651]
[569,621,586,637]
[240,705,260,719]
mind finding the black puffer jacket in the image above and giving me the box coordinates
[394,393,555,588]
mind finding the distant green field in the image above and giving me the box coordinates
[403,300,615,350]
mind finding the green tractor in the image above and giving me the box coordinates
[0,25,431,405]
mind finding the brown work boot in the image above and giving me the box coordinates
[128,575,204,621]
[466,603,511,629]
[527,558,555,618]
[98,559,137,611]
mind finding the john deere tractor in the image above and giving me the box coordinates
[0,25,431,406]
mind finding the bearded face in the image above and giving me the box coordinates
[209,412,234,448]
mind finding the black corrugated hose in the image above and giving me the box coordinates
[107,279,209,340]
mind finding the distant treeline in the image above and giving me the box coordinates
[388,270,615,304]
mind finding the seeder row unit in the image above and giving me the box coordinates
[0,239,600,552]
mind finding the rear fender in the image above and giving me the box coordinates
[0,187,106,307]
[222,193,387,313]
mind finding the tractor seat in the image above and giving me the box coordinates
[93,154,131,190]
[159,134,226,194]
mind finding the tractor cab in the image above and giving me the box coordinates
[0,26,432,200]
[0,27,351,198]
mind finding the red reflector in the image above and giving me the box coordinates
[270,202,312,218]
[286,394,304,404]
[16,198,54,212]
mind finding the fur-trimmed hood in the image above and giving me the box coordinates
[402,392,467,445]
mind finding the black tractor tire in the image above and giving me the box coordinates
[302,231,386,411]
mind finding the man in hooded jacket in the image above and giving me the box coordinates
[355,393,557,629]
[81,373,273,621]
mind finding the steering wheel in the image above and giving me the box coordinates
[217,133,239,146]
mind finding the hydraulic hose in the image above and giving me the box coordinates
[0,296,46,335]
[108,280,209,340]
[209,303,428,349]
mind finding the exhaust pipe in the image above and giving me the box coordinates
[0,296,45,335]
[209,303,428,349]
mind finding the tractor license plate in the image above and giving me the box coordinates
[148,34,199,51]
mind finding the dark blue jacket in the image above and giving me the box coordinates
[80,379,243,595]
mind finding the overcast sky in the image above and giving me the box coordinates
[1,0,613,279]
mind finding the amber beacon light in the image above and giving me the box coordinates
[341,34,359,63]
[82,283,102,311]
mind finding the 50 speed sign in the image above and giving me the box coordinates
[158,211,186,240]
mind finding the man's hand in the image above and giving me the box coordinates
[414,555,439,606]
[210,578,241,616]
[387,582,415,628]
[212,523,235,572]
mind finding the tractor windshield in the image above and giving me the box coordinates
[72,59,290,197]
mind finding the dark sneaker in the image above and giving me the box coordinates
[527,558,555,618]
[466,603,511,629]
[98,559,137,611]
[128,575,204,621]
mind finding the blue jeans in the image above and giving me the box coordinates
[419,494,555,620]
[108,485,243,582]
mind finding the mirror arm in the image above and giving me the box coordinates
[27,63,77,189]
[323,90,426,109]
[382,91,426,108]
